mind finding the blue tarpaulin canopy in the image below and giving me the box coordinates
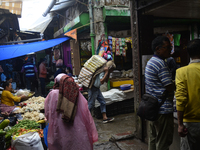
[0,37,69,61]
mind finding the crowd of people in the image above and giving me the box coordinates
[0,55,117,149]
[0,57,76,115]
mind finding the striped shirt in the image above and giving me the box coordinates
[21,62,37,77]
[145,55,173,114]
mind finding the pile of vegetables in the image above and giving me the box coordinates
[15,89,30,97]
[0,119,10,136]
[13,128,43,140]
[4,120,40,148]
[46,81,54,88]
[0,118,45,149]
[0,119,11,148]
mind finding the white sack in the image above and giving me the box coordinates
[12,132,44,150]
[95,88,134,107]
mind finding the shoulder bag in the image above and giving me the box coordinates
[137,90,168,121]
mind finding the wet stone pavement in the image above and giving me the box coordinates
[93,112,148,150]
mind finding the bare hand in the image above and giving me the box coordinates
[178,124,188,137]
[20,95,27,100]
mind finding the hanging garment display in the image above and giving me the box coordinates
[112,37,116,53]
[108,36,112,52]
[53,49,60,61]
[115,38,120,56]
[122,47,126,57]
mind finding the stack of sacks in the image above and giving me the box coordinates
[78,67,93,88]
[84,55,107,73]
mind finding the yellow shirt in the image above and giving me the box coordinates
[1,90,21,106]
[175,62,200,122]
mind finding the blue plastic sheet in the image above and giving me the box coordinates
[43,123,49,148]
[0,37,69,61]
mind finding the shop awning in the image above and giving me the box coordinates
[0,37,69,61]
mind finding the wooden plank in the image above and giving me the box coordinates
[70,39,81,76]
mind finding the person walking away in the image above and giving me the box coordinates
[175,39,200,150]
[21,57,38,92]
[145,36,175,150]
[39,58,47,97]
[44,73,98,150]
[88,60,116,123]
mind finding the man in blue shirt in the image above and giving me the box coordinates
[21,57,38,92]
[145,36,175,150]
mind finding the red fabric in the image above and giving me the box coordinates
[57,75,79,122]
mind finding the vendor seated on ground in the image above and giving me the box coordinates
[0,81,27,115]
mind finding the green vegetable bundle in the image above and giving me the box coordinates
[5,120,40,148]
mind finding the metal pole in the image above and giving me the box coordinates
[88,0,95,55]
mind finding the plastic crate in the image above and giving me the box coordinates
[117,99,134,114]
[93,98,134,119]
[93,102,119,119]
[93,107,102,119]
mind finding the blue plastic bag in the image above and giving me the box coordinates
[43,123,49,147]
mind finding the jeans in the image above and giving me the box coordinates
[40,77,46,96]
[88,86,106,113]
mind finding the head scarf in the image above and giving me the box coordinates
[56,74,79,122]
[53,73,66,89]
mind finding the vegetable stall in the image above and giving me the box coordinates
[0,93,47,150]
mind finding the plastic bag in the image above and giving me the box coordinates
[12,132,44,150]
[43,123,49,148]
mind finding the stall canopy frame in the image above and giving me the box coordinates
[0,37,69,61]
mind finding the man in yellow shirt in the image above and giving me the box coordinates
[1,81,27,106]
[175,39,200,150]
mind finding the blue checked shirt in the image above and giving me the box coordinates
[145,55,173,114]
